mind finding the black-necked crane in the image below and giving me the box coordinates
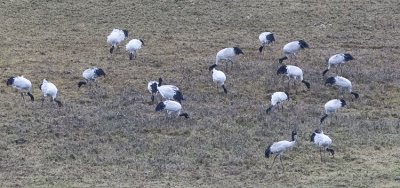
[325,76,359,99]
[155,100,189,118]
[320,99,347,124]
[264,129,297,171]
[6,76,34,102]
[322,53,354,76]
[78,67,106,88]
[278,40,309,64]
[107,28,128,54]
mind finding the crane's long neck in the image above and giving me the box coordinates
[291,134,296,142]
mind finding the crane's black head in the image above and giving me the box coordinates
[6,77,15,86]
[38,83,43,90]
[155,102,166,112]
[139,39,145,46]
[326,148,335,156]
[150,82,158,94]
[291,129,297,141]
[233,47,244,55]
[209,64,217,71]
[95,68,106,77]
[310,129,321,142]
[298,40,309,48]
[340,99,347,107]
[179,113,189,118]
[158,78,163,86]
[277,65,288,75]
[265,145,272,158]
[325,77,336,86]
[343,53,354,61]
[266,33,275,43]
[122,29,128,38]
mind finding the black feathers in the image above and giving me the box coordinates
[298,40,309,49]
[221,85,228,94]
[110,46,114,54]
[27,92,34,101]
[173,91,184,103]
[122,29,129,38]
[139,39,145,46]
[233,47,244,55]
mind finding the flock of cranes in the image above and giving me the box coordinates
[5,28,360,172]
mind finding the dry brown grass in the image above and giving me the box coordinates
[1,0,400,187]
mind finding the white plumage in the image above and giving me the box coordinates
[279,40,309,63]
[149,78,184,103]
[325,76,359,99]
[322,53,354,76]
[310,129,335,162]
[258,32,275,53]
[6,76,34,101]
[266,91,289,113]
[214,47,244,69]
[277,65,310,90]
[78,67,106,88]
[321,99,347,123]
[125,39,144,60]
[107,28,128,54]
[155,100,189,118]
[39,79,62,107]
[265,130,297,170]
[209,64,228,93]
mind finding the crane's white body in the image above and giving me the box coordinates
[126,39,144,59]
[328,54,350,68]
[324,99,344,114]
[284,65,304,80]
[312,131,332,149]
[161,100,182,116]
[40,79,58,100]
[10,76,32,92]
[216,48,236,65]
[107,29,127,48]
[259,32,274,46]
[83,68,100,81]
[271,92,288,106]
[282,41,304,56]
[212,69,226,86]
[331,76,352,92]
[158,85,180,100]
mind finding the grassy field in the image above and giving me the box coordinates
[1,0,400,187]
